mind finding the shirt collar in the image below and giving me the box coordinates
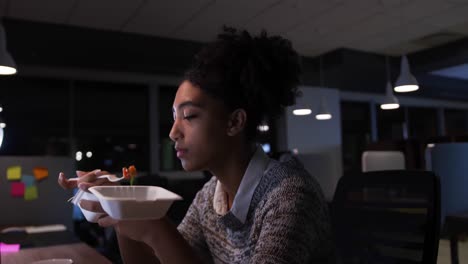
[213,147,271,223]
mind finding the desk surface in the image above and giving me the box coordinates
[1,243,112,264]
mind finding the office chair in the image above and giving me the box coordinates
[331,170,440,264]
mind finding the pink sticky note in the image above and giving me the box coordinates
[0,242,20,253]
[10,182,25,197]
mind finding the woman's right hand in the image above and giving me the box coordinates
[58,169,114,191]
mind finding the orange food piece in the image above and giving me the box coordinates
[121,165,137,180]
[128,165,137,178]
[122,167,129,179]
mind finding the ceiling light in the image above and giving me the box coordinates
[315,56,332,120]
[257,124,269,132]
[394,55,418,93]
[293,109,312,116]
[75,151,82,161]
[0,116,6,128]
[0,23,17,75]
[315,97,332,120]
[316,113,332,120]
[0,127,3,149]
[381,82,400,110]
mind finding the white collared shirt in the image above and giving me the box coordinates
[213,147,273,224]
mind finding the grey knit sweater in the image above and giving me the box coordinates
[177,158,334,264]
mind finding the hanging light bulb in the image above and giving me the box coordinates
[257,122,270,132]
[292,88,312,116]
[0,116,6,128]
[381,82,400,110]
[381,56,400,110]
[293,108,312,116]
[316,97,332,120]
[0,23,17,75]
[0,126,3,149]
[394,55,418,93]
[314,56,332,120]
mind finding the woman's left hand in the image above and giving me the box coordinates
[79,200,161,244]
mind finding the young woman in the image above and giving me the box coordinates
[59,27,334,264]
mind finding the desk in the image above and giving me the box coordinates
[445,212,468,264]
[1,243,112,264]
[0,225,80,249]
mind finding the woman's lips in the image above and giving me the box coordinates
[176,149,187,158]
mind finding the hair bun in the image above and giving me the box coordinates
[185,26,302,140]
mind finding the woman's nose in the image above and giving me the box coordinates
[169,119,182,142]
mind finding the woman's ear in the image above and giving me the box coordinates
[227,109,247,136]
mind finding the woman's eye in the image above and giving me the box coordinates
[183,115,197,120]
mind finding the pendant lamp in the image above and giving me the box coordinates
[394,55,418,93]
[381,82,400,110]
[0,23,17,75]
[381,56,400,110]
[316,96,332,120]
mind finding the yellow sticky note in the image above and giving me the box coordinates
[33,167,48,181]
[7,166,21,181]
[24,186,38,201]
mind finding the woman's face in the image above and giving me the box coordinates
[169,81,231,171]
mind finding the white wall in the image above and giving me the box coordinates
[286,86,342,201]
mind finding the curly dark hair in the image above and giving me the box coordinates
[184,26,302,141]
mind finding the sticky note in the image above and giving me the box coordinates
[7,166,21,181]
[21,175,35,187]
[0,242,20,253]
[33,167,48,180]
[11,182,25,197]
[24,186,38,201]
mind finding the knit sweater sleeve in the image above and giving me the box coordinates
[250,173,333,264]
[177,178,215,263]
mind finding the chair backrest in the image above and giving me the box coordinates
[331,170,440,264]
[362,151,405,172]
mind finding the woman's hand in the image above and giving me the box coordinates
[57,169,114,191]
[79,199,161,244]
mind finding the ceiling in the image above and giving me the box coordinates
[3,0,468,102]
[2,0,468,160]
[2,0,468,57]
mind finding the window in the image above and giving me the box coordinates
[408,107,438,141]
[377,106,405,141]
[73,80,149,172]
[341,101,371,173]
[256,116,277,155]
[0,76,69,155]
[445,109,468,137]
[159,86,182,171]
